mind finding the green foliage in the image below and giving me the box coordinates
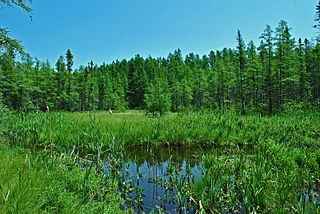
[0,0,32,15]
[0,147,125,213]
[0,28,24,55]
[2,2,320,213]
[1,110,320,213]
[192,141,320,213]
[145,70,171,116]
[0,0,32,55]
[1,20,320,114]
[1,0,320,115]
[1,110,320,151]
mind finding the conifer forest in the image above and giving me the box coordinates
[2,21,320,115]
[1,1,320,213]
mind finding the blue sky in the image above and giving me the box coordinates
[0,0,318,68]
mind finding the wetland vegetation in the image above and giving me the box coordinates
[1,0,320,213]
[1,110,320,213]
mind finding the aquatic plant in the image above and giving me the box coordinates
[1,110,320,213]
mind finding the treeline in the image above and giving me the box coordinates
[1,20,320,114]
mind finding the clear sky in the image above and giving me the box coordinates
[0,0,318,68]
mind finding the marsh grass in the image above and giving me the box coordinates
[0,147,126,213]
[1,110,319,151]
[1,109,320,213]
[192,141,320,213]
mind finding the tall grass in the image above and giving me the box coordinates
[1,109,319,213]
[192,140,320,213]
[0,147,126,213]
[1,110,319,152]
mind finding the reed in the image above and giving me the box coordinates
[1,109,319,213]
[192,140,320,213]
[0,147,126,213]
[1,110,319,152]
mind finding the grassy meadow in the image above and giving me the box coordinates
[0,109,320,213]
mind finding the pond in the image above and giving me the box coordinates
[103,144,253,213]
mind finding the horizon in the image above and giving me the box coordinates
[0,0,318,69]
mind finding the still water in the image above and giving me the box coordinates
[104,145,207,213]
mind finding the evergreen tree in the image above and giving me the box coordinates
[87,60,96,110]
[275,20,286,105]
[1,13,320,115]
[66,49,73,111]
[0,52,20,110]
[297,38,307,101]
[313,42,320,101]
[128,55,147,109]
[168,49,184,111]
[97,66,105,110]
[208,51,218,109]
[191,54,209,109]
[304,39,315,101]
[236,30,246,114]
[246,41,260,108]
[144,67,171,115]
[216,51,225,111]
[55,56,67,110]
[259,25,274,114]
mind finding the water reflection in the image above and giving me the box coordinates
[103,144,253,213]
[104,145,206,213]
